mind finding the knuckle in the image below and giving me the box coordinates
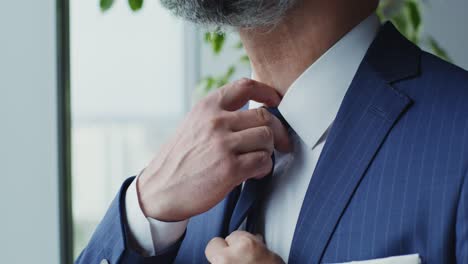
[197,96,211,108]
[260,126,274,141]
[255,108,272,124]
[257,152,272,174]
[226,230,242,240]
[258,151,271,163]
[263,157,273,170]
[263,161,273,175]
[209,116,225,130]
[215,87,227,100]
[213,87,229,108]
[236,78,254,94]
[230,112,241,125]
[237,236,257,251]
[237,77,254,88]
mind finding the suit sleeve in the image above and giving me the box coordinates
[456,168,468,263]
[126,177,189,255]
[74,177,184,264]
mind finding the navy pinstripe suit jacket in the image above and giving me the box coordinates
[77,22,468,264]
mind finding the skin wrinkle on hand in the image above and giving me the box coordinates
[138,78,290,223]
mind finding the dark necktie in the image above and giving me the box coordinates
[228,107,290,233]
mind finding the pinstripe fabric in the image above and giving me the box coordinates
[77,23,468,264]
[320,67,468,263]
[314,27,468,263]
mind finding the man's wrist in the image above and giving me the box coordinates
[136,171,188,222]
[125,177,156,256]
[137,172,189,251]
[127,174,189,255]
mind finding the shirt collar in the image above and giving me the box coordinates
[275,14,380,149]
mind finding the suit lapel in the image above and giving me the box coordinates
[288,23,420,263]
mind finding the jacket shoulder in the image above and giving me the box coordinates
[397,50,468,104]
[419,51,468,92]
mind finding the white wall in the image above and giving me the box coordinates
[0,1,61,263]
[424,0,468,70]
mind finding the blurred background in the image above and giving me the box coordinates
[1,0,468,263]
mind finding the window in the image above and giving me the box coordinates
[69,1,197,257]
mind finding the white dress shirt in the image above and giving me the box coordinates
[125,14,381,260]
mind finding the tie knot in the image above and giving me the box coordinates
[265,107,290,130]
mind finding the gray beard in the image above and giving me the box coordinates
[159,0,299,28]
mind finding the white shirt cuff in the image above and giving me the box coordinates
[125,176,189,256]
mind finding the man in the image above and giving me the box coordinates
[76,0,468,263]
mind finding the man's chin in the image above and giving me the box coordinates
[159,0,299,29]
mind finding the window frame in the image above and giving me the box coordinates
[58,1,201,262]
[57,0,73,263]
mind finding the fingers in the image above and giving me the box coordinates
[230,126,274,154]
[237,151,273,180]
[228,108,274,131]
[225,231,265,255]
[205,232,267,264]
[205,237,228,263]
[227,108,291,152]
[225,231,264,245]
[255,234,264,243]
[219,78,281,111]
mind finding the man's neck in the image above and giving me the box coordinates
[239,0,378,96]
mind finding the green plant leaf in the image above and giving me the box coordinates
[377,0,406,20]
[213,35,225,54]
[428,37,450,62]
[234,41,243,49]
[376,5,385,22]
[196,65,237,96]
[406,1,421,33]
[205,31,226,54]
[204,77,216,92]
[391,12,409,37]
[204,32,211,43]
[128,0,144,11]
[239,55,250,64]
[100,0,114,12]
[221,66,236,83]
[196,76,215,93]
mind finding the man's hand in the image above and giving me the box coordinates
[205,231,284,264]
[138,78,291,221]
